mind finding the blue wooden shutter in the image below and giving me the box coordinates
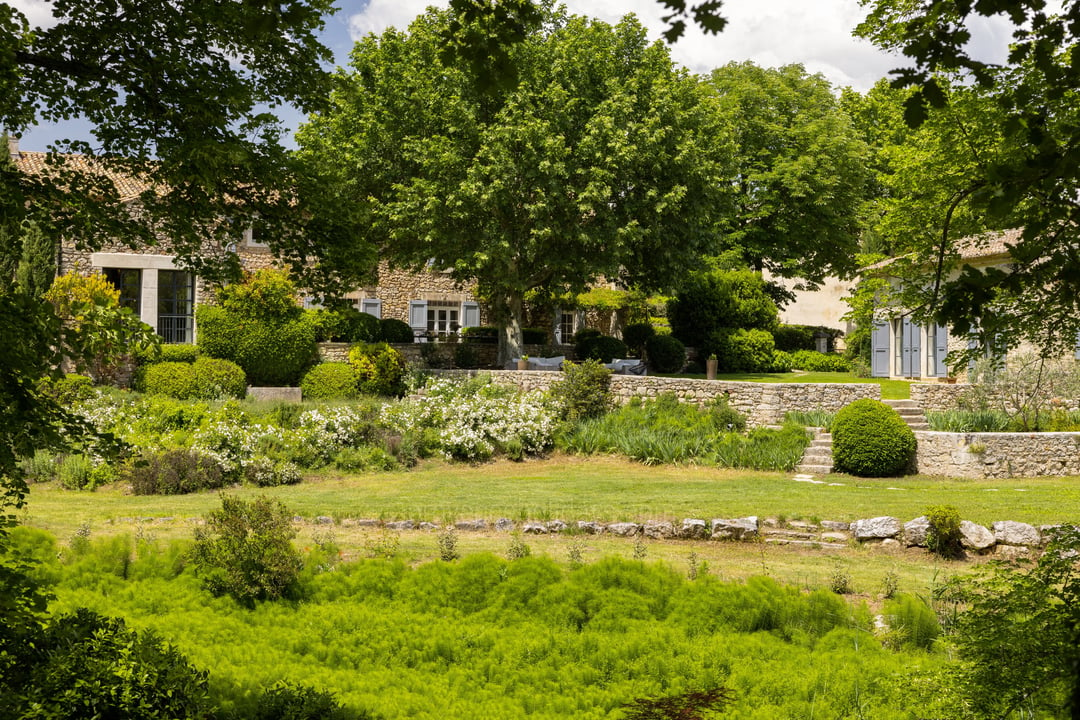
[462,301,480,329]
[900,318,920,377]
[931,324,949,377]
[1074,330,1080,360]
[360,298,382,319]
[871,321,890,377]
[408,300,427,332]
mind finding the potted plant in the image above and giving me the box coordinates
[517,354,529,371]
[706,353,718,380]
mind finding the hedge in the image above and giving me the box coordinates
[831,399,916,477]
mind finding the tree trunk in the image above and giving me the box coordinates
[495,293,525,367]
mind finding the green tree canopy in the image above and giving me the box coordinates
[704,62,873,286]
[854,0,1080,359]
[297,4,732,362]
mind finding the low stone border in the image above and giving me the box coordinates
[107,513,1065,556]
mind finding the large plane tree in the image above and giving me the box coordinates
[298,4,732,363]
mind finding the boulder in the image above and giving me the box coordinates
[681,519,708,539]
[385,520,414,531]
[494,518,515,532]
[418,522,438,531]
[820,520,850,532]
[992,520,1040,546]
[959,520,996,551]
[852,516,901,540]
[607,522,640,537]
[903,516,931,547]
[643,521,675,539]
[546,520,567,534]
[455,519,487,531]
[315,515,334,525]
[522,522,548,534]
[711,516,759,541]
[576,521,604,534]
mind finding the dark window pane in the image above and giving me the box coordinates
[157,270,194,344]
[102,267,142,314]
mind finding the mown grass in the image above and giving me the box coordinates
[660,371,913,399]
[24,455,1079,541]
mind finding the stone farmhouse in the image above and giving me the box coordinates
[864,228,1080,379]
[9,138,505,344]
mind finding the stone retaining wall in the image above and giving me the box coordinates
[431,370,880,426]
[914,430,1080,478]
[910,383,967,412]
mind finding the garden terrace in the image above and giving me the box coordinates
[435,369,880,426]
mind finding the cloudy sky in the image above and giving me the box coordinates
[12,0,1015,150]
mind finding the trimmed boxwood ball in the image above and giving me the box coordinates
[622,322,656,356]
[300,362,360,400]
[191,357,247,399]
[831,399,916,477]
[142,361,199,399]
[380,318,415,343]
[645,334,686,373]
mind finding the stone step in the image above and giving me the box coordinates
[765,538,828,547]
[796,463,832,474]
[895,408,925,417]
[906,422,931,431]
[883,399,919,409]
[801,450,833,463]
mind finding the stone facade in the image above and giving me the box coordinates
[430,370,880,427]
[914,430,1080,478]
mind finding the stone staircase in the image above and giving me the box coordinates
[883,398,930,431]
[796,430,834,475]
[795,399,930,475]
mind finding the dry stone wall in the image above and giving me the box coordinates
[915,430,1080,478]
[428,370,879,426]
[910,383,967,412]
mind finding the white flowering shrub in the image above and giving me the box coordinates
[381,376,556,460]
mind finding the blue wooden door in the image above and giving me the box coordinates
[899,318,921,377]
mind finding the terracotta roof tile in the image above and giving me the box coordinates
[12,151,151,202]
[862,228,1021,273]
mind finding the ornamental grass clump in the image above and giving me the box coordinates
[831,399,916,477]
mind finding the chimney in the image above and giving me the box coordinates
[7,134,18,160]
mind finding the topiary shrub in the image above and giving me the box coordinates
[141,361,199,399]
[645,334,686,373]
[549,359,613,420]
[622,323,656,357]
[191,357,247,399]
[379,317,415,344]
[831,399,916,477]
[196,305,318,386]
[300,362,359,400]
[708,328,776,372]
[126,449,227,495]
[577,334,628,363]
[134,343,199,366]
[348,342,408,396]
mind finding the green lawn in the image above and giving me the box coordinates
[661,371,912,399]
[24,455,1077,536]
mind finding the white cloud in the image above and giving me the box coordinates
[7,0,58,29]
